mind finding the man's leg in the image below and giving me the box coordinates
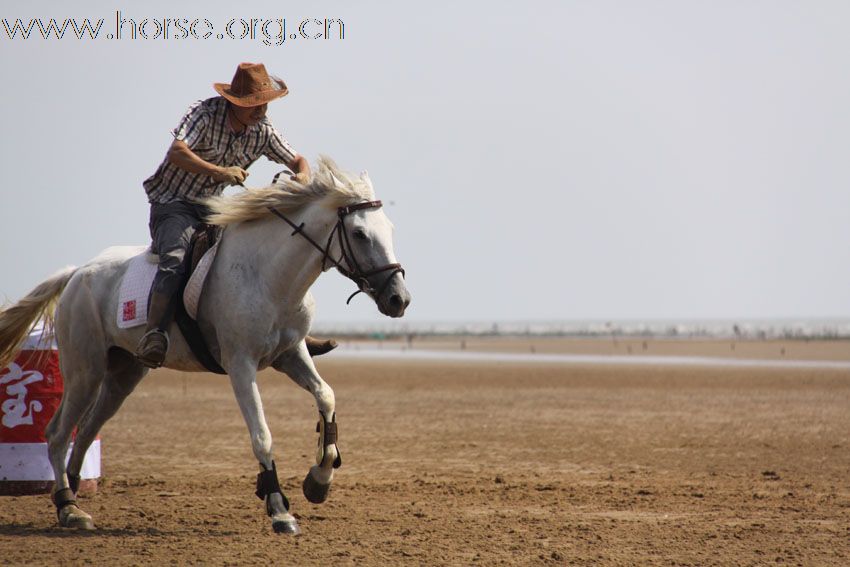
[305,336,337,356]
[135,273,180,368]
[135,203,199,368]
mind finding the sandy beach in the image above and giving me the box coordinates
[1,338,849,565]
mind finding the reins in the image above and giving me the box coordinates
[265,200,405,305]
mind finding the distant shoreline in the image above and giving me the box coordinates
[323,336,850,363]
[310,319,850,341]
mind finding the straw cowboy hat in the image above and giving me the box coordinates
[213,62,288,107]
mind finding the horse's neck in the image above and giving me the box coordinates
[222,205,336,304]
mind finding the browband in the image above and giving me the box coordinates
[337,200,382,217]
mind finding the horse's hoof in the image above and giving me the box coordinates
[59,505,95,530]
[302,471,331,504]
[272,517,300,535]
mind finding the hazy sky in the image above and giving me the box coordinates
[1,1,848,324]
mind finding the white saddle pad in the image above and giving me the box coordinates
[117,252,158,329]
[116,243,220,329]
[183,241,220,320]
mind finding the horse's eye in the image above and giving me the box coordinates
[353,229,368,240]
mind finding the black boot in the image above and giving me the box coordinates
[135,290,176,368]
[305,336,338,357]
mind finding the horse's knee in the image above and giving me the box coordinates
[46,435,61,456]
[250,429,273,460]
[44,416,58,442]
[45,411,71,451]
[315,385,335,414]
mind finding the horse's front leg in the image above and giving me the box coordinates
[273,343,341,504]
[228,359,299,534]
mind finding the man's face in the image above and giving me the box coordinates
[232,102,268,126]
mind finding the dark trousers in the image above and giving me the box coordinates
[147,201,211,325]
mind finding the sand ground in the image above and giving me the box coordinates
[1,339,849,565]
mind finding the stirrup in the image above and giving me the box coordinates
[136,329,170,368]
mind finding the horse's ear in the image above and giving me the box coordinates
[329,172,347,191]
[360,170,372,188]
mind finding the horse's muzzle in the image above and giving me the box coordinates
[377,272,411,318]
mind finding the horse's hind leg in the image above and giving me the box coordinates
[45,343,108,530]
[66,348,147,491]
[273,343,340,505]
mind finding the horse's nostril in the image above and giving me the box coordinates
[390,294,402,307]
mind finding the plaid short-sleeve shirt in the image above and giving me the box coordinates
[143,97,298,204]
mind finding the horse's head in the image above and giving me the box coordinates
[330,172,411,318]
[206,158,411,318]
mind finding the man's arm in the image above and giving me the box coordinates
[264,125,311,184]
[290,154,312,185]
[167,139,248,185]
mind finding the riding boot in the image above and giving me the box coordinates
[305,336,338,357]
[135,290,176,368]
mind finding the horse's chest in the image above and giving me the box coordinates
[261,305,311,357]
[256,327,303,368]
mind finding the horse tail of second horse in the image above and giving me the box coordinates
[0,266,78,370]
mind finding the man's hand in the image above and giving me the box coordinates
[291,171,311,185]
[167,140,249,185]
[288,154,312,186]
[214,166,249,185]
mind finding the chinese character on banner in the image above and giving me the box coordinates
[0,346,63,443]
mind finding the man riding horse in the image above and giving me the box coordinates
[136,62,336,368]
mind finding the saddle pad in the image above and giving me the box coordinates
[116,242,221,329]
[183,241,220,320]
[117,251,158,329]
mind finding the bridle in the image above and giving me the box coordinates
[266,200,405,304]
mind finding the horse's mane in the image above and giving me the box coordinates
[204,156,375,226]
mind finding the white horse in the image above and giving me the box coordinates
[0,157,410,534]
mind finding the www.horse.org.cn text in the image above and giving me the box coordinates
[1,12,346,46]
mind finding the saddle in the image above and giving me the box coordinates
[119,225,225,374]
[172,224,226,374]
[145,224,221,275]
[188,224,221,275]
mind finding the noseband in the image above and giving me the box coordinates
[267,201,405,304]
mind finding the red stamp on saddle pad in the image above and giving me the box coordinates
[122,300,136,322]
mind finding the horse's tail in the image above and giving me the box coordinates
[0,266,78,370]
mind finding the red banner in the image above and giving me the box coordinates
[0,350,63,443]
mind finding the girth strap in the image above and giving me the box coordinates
[173,234,227,375]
